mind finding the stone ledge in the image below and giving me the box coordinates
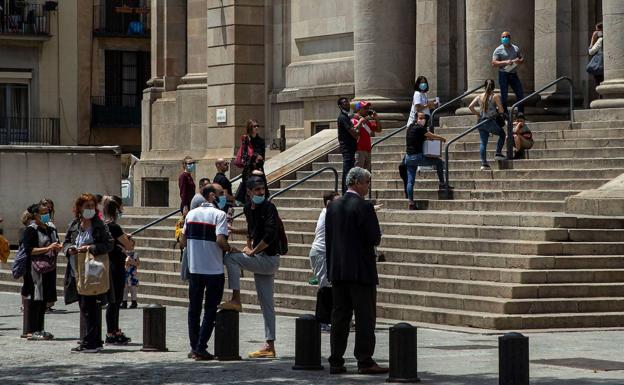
[566,173,624,216]
[0,145,121,154]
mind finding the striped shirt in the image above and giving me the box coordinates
[183,203,228,275]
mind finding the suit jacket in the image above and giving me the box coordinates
[326,191,381,285]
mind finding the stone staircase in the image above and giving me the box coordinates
[2,110,624,330]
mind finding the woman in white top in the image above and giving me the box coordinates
[407,75,438,127]
[588,22,604,84]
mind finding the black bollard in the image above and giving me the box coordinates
[214,309,242,361]
[20,298,32,338]
[499,332,529,385]
[387,322,420,383]
[141,304,168,351]
[80,305,103,345]
[292,314,323,370]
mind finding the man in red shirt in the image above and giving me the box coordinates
[352,101,382,171]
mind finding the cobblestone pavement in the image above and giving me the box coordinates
[0,292,623,385]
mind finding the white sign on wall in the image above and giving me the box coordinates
[216,108,227,124]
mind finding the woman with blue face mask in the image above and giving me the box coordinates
[19,202,62,341]
[179,156,197,216]
[407,75,439,127]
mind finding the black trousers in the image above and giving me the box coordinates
[341,149,356,194]
[106,262,126,333]
[79,295,100,348]
[188,273,225,353]
[328,282,376,369]
[28,300,46,333]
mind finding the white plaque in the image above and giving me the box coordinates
[216,108,227,123]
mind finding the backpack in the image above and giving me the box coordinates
[11,243,28,279]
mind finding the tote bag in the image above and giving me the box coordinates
[76,251,110,296]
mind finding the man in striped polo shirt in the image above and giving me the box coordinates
[181,184,234,361]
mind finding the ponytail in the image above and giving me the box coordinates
[481,79,496,107]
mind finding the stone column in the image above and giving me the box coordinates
[458,0,535,114]
[534,0,582,114]
[591,0,624,109]
[353,0,415,116]
[162,0,186,91]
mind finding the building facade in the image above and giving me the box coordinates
[129,1,619,206]
[0,0,150,153]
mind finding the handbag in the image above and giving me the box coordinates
[495,113,507,128]
[32,251,57,274]
[76,251,110,296]
[234,135,254,168]
[586,51,604,75]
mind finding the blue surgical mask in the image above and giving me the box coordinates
[251,195,265,205]
[40,213,50,224]
[501,37,510,45]
[217,196,227,209]
[186,163,195,172]
[418,83,428,91]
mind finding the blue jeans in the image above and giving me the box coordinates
[498,72,525,113]
[188,273,225,354]
[405,153,445,201]
[340,148,356,194]
[478,119,506,165]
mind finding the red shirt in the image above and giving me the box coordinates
[352,114,378,152]
[179,172,196,208]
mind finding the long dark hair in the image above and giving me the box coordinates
[481,79,496,107]
[414,76,429,92]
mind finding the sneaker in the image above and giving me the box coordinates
[480,164,491,171]
[120,301,128,309]
[494,154,506,161]
[129,301,138,309]
[248,346,276,359]
[194,351,215,361]
[188,351,195,359]
[115,333,131,345]
[105,335,117,345]
[408,202,417,210]
[28,331,54,341]
[71,345,101,354]
[320,323,331,333]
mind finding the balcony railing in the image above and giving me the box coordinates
[0,3,51,37]
[93,3,150,38]
[0,116,60,145]
[91,95,141,127]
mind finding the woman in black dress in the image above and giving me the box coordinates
[102,195,133,345]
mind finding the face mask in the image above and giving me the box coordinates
[40,213,50,224]
[418,83,427,91]
[82,209,96,220]
[251,195,265,205]
[186,163,195,172]
[597,32,603,38]
[501,37,510,44]
[417,119,426,126]
[255,161,264,169]
[217,196,227,209]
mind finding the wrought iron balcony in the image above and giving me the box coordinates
[93,3,150,38]
[0,116,60,145]
[0,3,52,37]
[91,95,141,127]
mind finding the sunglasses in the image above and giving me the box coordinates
[252,125,259,128]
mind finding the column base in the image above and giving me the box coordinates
[591,79,624,109]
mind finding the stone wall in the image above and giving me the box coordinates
[0,146,121,244]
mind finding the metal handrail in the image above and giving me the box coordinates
[443,119,491,198]
[506,76,574,159]
[232,166,339,220]
[130,208,181,236]
[429,84,486,133]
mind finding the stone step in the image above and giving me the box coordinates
[276,187,579,201]
[271,196,567,212]
[296,168,624,181]
[317,157,624,171]
[372,147,624,160]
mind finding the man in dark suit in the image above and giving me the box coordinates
[325,167,387,375]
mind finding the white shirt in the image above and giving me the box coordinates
[183,203,228,275]
[311,208,327,253]
[407,91,429,125]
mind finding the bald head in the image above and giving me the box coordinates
[215,158,229,173]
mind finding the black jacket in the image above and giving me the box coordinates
[326,192,381,285]
[62,217,114,304]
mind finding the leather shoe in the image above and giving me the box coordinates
[329,366,347,374]
[358,363,389,375]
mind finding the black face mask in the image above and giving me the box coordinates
[255,160,264,169]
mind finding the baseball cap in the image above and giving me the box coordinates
[355,101,371,111]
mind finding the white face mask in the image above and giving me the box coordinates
[82,209,96,220]
[417,119,426,126]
